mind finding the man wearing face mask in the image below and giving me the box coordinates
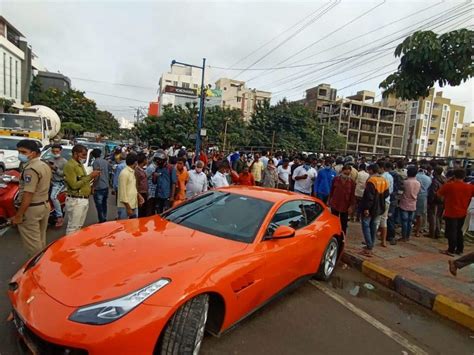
[63,144,101,235]
[46,144,67,227]
[152,150,177,214]
[117,154,144,219]
[12,139,52,257]
[186,160,208,199]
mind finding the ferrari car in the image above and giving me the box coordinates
[8,186,344,355]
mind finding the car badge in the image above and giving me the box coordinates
[26,295,35,304]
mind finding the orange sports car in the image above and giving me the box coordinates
[8,186,344,355]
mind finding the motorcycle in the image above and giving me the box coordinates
[0,170,67,235]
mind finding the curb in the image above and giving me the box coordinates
[341,252,474,331]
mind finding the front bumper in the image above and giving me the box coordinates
[9,270,172,354]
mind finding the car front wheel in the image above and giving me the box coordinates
[315,237,339,281]
[158,294,209,355]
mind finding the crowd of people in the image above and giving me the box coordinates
[9,140,474,273]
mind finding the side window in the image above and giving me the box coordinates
[300,200,323,225]
[269,201,307,233]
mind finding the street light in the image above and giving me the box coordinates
[170,58,206,161]
[222,117,231,153]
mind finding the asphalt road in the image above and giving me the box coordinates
[0,195,472,355]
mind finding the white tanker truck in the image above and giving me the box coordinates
[0,105,61,147]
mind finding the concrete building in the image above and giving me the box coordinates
[36,71,71,92]
[320,90,407,155]
[215,78,271,120]
[0,16,32,104]
[404,89,465,157]
[301,83,337,113]
[456,122,474,158]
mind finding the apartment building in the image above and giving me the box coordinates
[405,89,465,157]
[456,122,474,158]
[301,83,337,113]
[320,90,407,155]
[215,78,271,120]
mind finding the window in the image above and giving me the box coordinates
[411,102,418,108]
[193,84,198,88]
[440,129,444,136]
[173,81,178,86]
[165,80,171,83]
[15,60,18,99]
[269,200,323,233]
[237,97,241,103]
[9,56,12,97]
[318,89,327,97]
[424,101,431,115]
[162,191,273,243]
[182,82,190,88]
[2,53,5,95]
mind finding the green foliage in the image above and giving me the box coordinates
[0,98,16,113]
[380,29,474,99]
[61,122,83,138]
[29,76,121,137]
[135,99,346,153]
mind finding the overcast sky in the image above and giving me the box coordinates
[2,0,473,122]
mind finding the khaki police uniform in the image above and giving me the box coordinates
[16,157,52,256]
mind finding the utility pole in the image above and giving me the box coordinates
[320,125,325,151]
[171,58,206,160]
[271,130,276,154]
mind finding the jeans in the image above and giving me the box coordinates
[400,209,415,239]
[117,207,138,220]
[156,198,171,214]
[93,188,109,223]
[50,182,64,218]
[444,216,465,254]
[361,215,381,250]
[331,209,348,234]
[318,194,329,204]
[138,193,148,217]
[387,203,397,242]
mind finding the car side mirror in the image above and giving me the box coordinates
[271,225,295,239]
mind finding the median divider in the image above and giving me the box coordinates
[341,252,474,331]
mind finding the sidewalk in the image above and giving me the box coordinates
[341,221,474,331]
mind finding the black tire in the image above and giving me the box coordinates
[0,165,4,174]
[315,237,339,281]
[159,294,209,355]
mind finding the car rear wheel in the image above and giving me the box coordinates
[315,237,339,281]
[158,294,209,355]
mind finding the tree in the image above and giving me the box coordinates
[0,98,15,113]
[28,76,121,138]
[61,122,83,139]
[380,29,474,99]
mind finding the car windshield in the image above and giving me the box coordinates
[0,114,42,132]
[0,137,25,150]
[41,147,72,161]
[162,191,273,243]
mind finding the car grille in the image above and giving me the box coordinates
[13,310,88,355]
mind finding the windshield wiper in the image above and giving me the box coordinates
[168,193,230,225]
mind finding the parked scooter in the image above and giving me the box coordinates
[0,170,66,235]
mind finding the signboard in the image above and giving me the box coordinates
[164,85,197,97]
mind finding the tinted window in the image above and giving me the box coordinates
[0,137,24,150]
[269,201,306,232]
[162,191,273,243]
[301,200,323,224]
[41,147,72,161]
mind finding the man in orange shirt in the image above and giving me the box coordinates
[238,166,255,186]
[437,169,474,256]
[173,157,189,207]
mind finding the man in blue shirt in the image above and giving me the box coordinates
[112,153,127,193]
[314,158,336,204]
[415,166,432,237]
[150,150,177,214]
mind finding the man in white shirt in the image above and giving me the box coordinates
[186,161,208,198]
[211,161,230,188]
[277,159,291,190]
[292,158,316,195]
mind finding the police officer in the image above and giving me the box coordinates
[12,139,52,257]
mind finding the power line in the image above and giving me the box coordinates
[85,90,150,103]
[260,1,471,90]
[267,3,472,98]
[231,0,340,80]
[71,76,156,90]
[209,1,335,82]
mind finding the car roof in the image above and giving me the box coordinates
[218,186,311,203]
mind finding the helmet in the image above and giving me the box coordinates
[344,155,354,164]
[153,149,167,160]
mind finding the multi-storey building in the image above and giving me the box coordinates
[300,83,337,113]
[405,89,465,157]
[456,122,474,158]
[320,90,407,155]
[36,71,71,92]
[215,78,271,120]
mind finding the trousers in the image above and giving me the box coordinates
[444,216,465,254]
[93,188,109,223]
[65,197,89,235]
[17,203,50,257]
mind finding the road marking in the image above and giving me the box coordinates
[309,280,428,355]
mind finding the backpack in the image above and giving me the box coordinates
[389,171,403,200]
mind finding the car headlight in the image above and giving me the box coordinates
[5,156,18,163]
[69,278,170,325]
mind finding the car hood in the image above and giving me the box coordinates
[30,217,247,307]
